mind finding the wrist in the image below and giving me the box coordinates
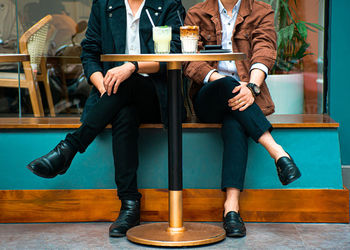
[209,71,223,82]
[248,81,261,87]
[98,85,105,93]
[209,72,216,82]
[247,82,261,98]
[129,61,139,73]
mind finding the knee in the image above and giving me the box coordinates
[220,77,240,93]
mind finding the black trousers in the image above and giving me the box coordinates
[193,77,272,191]
[66,74,161,200]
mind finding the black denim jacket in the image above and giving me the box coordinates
[80,0,185,125]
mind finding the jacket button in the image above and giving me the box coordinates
[109,6,112,9]
[109,13,112,18]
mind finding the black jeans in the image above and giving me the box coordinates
[66,74,161,200]
[194,77,272,191]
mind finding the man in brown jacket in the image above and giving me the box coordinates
[184,0,301,237]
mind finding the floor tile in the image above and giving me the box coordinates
[295,223,350,249]
[0,222,349,249]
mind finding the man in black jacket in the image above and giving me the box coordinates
[26,0,184,237]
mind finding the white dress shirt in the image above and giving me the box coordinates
[124,0,145,55]
[124,0,148,76]
[203,0,268,83]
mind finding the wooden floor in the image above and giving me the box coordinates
[0,114,339,129]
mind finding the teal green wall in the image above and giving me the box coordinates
[0,129,343,190]
[329,0,350,165]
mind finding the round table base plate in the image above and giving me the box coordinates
[126,222,226,247]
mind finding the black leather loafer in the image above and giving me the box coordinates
[276,154,301,185]
[223,211,246,237]
[26,140,77,178]
[109,200,140,237]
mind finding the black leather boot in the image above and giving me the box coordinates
[109,200,140,237]
[26,140,77,178]
[276,154,301,185]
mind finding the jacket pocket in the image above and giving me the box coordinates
[234,30,251,57]
[200,29,217,45]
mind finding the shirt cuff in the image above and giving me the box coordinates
[203,69,217,84]
[250,63,269,79]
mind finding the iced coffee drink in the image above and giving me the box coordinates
[180,26,199,54]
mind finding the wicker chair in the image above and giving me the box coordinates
[0,15,55,117]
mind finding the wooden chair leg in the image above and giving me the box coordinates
[40,60,56,117]
[27,83,44,117]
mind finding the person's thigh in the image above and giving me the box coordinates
[193,77,240,123]
[131,75,161,123]
[84,74,161,125]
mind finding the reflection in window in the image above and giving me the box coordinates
[258,0,325,114]
[0,0,326,117]
[0,0,92,117]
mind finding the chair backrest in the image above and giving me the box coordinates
[19,15,52,73]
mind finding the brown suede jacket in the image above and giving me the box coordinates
[183,0,277,115]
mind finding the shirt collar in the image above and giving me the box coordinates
[218,0,242,16]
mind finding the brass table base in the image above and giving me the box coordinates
[127,222,226,247]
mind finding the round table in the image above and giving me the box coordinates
[101,53,246,247]
[0,53,30,63]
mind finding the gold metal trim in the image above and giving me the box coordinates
[101,53,246,62]
[169,190,183,229]
[167,61,182,70]
[127,222,226,247]
[167,226,186,233]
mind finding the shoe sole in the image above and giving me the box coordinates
[109,232,126,237]
[278,153,302,186]
[26,165,57,179]
[282,171,302,186]
[109,222,140,238]
[26,164,69,179]
[226,232,246,237]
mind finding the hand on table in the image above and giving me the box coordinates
[228,82,255,111]
[104,62,135,95]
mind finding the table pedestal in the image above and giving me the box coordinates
[126,61,225,247]
[127,222,225,247]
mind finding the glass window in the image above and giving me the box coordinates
[0,0,326,118]
[0,0,91,117]
[0,0,20,116]
[184,0,326,115]
[260,0,325,114]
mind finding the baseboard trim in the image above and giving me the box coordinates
[0,188,348,223]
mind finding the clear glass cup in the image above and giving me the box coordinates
[180,26,199,54]
[152,26,172,54]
